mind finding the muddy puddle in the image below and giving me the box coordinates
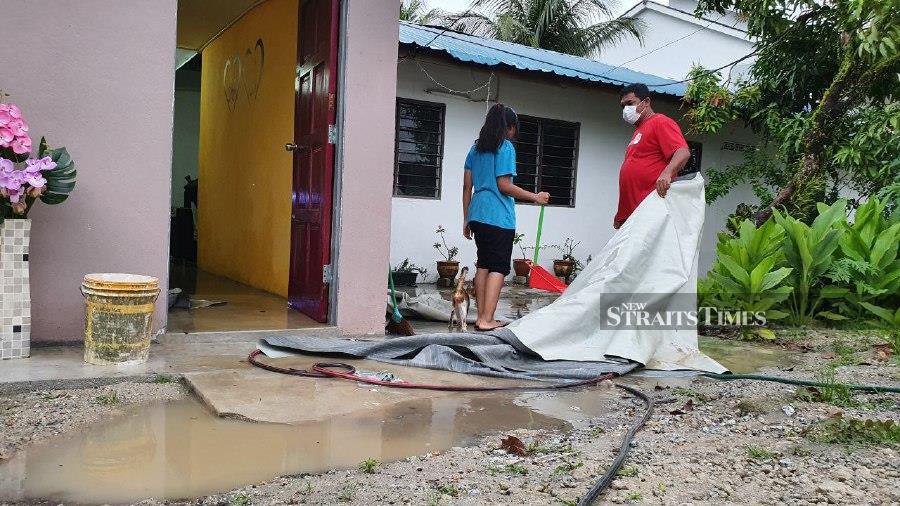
[0,388,618,504]
[698,336,796,373]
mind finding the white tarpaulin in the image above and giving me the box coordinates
[508,174,727,373]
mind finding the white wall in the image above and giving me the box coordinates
[600,9,754,80]
[391,58,756,281]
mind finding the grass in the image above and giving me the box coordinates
[152,374,176,384]
[672,387,710,403]
[40,392,68,401]
[745,444,776,460]
[736,398,770,416]
[553,461,584,475]
[591,426,606,436]
[426,492,442,506]
[229,494,251,506]
[358,458,379,474]
[626,491,643,501]
[831,339,860,366]
[95,392,119,405]
[616,466,638,477]
[436,484,459,497]
[337,484,354,503]
[504,463,528,475]
[528,440,579,456]
[806,417,900,448]
[559,500,577,506]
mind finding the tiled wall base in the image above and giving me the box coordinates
[1,218,31,359]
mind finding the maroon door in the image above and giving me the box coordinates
[288,0,339,322]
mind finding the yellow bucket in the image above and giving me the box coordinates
[81,273,160,365]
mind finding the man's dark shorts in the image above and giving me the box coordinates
[469,221,514,276]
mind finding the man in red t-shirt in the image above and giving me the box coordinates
[614,83,691,229]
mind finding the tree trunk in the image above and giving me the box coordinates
[754,50,857,225]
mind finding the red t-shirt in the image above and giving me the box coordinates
[615,114,688,224]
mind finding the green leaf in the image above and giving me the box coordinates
[755,328,777,340]
[718,254,751,289]
[764,309,790,320]
[817,311,849,321]
[760,266,793,291]
[819,286,850,298]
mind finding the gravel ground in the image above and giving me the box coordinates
[1,332,898,505]
[0,379,187,462]
[160,332,898,506]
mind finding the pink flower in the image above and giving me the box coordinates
[2,168,24,192]
[11,195,28,214]
[28,186,44,198]
[0,111,11,127]
[6,119,28,137]
[0,128,13,147]
[10,136,31,155]
[0,104,23,119]
[24,172,46,189]
[8,186,25,204]
[25,156,56,173]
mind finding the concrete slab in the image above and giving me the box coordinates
[0,328,339,394]
[184,355,528,424]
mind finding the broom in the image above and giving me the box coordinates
[386,267,415,336]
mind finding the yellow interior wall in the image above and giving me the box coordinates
[197,0,298,297]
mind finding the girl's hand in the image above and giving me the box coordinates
[463,223,472,240]
[534,192,550,205]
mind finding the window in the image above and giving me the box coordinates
[680,140,703,176]
[513,115,580,207]
[394,98,445,199]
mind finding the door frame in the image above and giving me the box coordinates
[325,0,349,325]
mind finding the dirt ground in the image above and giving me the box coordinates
[2,330,898,505]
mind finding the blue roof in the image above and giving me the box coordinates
[399,21,687,97]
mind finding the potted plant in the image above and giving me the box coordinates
[512,233,531,277]
[0,95,77,359]
[433,225,460,280]
[391,258,426,287]
[551,238,581,282]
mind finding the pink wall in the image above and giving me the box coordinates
[334,0,399,334]
[1,0,176,343]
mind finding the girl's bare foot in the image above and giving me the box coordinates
[474,320,507,331]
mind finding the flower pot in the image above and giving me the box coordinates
[553,259,576,280]
[391,271,419,287]
[513,258,531,277]
[436,261,460,280]
[0,219,31,359]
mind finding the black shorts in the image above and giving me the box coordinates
[469,221,514,276]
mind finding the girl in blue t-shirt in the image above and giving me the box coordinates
[463,104,550,331]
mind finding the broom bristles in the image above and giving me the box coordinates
[386,316,415,336]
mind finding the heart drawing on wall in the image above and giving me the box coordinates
[222,38,265,111]
[223,51,243,112]
[243,39,265,101]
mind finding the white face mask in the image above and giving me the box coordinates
[622,104,641,125]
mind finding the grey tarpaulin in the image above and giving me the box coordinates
[261,328,638,382]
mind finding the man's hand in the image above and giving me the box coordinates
[534,192,550,205]
[655,172,672,197]
[463,223,472,240]
[613,219,623,230]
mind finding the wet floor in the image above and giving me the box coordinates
[0,388,619,504]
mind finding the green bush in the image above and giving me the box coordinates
[702,197,898,329]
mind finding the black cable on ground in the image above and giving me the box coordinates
[577,383,654,506]
[702,372,900,394]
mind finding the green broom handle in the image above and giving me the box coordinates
[533,206,545,263]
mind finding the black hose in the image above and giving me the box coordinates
[578,383,654,506]
[702,372,900,394]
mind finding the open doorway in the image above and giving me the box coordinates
[168,0,336,334]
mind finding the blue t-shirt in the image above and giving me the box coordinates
[465,139,517,230]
